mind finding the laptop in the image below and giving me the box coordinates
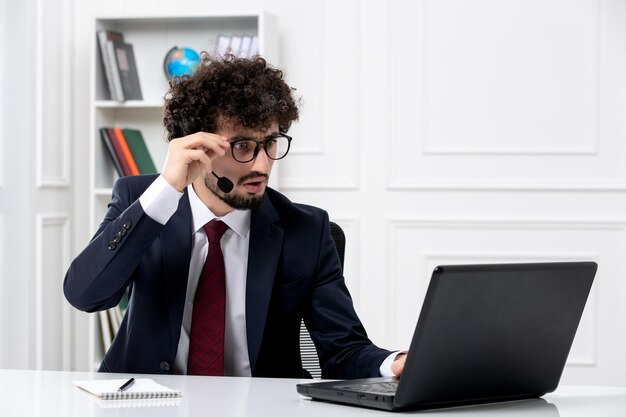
[297,261,597,411]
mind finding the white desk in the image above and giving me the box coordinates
[1,369,624,416]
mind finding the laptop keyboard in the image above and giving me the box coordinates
[336,381,398,394]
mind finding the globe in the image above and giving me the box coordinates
[163,46,200,80]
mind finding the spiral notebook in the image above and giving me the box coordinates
[74,378,181,400]
[94,397,182,409]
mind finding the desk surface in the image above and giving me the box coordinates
[1,369,624,416]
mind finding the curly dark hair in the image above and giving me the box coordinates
[163,54,299,141]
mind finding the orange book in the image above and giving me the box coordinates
[113,128,140,175]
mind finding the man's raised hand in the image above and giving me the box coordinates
[161,132,230,192]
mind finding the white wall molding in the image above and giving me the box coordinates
[386,216,622,383]
[386,0,624,191]
[0,0,4,190]
[422,147,600,156]
[0,215,4,360]
[35,0,70,188]
[387,217,626,229]
[280,178,360,191]
[427,0,598,156]
[35,214,71,370]
[420,0,601,156]
[288,0,325,156]
[418,251,598,367]
[386,181,626,191]
[280,0,360,190]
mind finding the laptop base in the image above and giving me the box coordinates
[297,378,544,412]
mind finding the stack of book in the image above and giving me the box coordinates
[97,30,143,102]
[99,292,129,353]
[215,34,259,58]
[100,127,158,176]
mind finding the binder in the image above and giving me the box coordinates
[122,128,158,174]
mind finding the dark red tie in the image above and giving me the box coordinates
[187,219,229,376]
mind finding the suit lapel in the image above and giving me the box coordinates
[161,191,193,350]
[246,195,283,372]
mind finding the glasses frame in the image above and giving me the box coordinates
[229,133,292,163]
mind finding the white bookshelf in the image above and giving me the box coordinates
[88,12,278,370]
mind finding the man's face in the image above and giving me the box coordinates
[204,121,279,210]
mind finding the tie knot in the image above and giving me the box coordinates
[204,219,229,244]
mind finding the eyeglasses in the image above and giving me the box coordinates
[229,133,292,163]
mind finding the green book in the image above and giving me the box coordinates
[121,128,158,174]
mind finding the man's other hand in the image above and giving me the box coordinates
[391,353,407,377]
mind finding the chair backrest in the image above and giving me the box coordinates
[329,221,346,268]
[299,221,345,379]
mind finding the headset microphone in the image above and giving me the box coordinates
[212,171,234,193]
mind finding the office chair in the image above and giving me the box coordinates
[300,221,346,379]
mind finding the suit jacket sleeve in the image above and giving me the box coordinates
[63,176,164,312]
[304,212,392,379]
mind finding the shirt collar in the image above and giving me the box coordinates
[187,183,251,238]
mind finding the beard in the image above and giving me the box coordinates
[205,171,268,210]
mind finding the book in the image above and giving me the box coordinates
[114,304,124,326]
[215,34,231,58]
[112,41,143,100]
[98,310,113,352]
[122,128,158,174]
[97,30,125,102]
[119,288,129,311]
[240,35,252,58]
[249,35,259,57]
[107,307,120,335]
[74,378,182,400]
[112,128,140,175]
[103,128,132,176]
[229,35,243,56]
[99,128,123,176]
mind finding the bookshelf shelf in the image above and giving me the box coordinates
[95,100,164,109]
[88,11,278,371]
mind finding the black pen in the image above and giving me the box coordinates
[117,377,135,392]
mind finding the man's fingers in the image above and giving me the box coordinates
[185,149,215,171]
[173,132,230,154]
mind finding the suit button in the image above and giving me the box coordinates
[160,361,171,372]
[119,228,126,236]
[123,221,132,230]
[112,234,121,243]
[107,242,116,250]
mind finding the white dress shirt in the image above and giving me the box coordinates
[139,175,399,377]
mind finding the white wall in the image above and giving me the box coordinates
[2,0,623,385]
[0,0,6,368]
[1,0,36,369]
[0,0,73,371]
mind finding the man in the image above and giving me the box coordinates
[64,54,406,378]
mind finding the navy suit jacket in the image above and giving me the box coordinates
[64,175,390,378]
